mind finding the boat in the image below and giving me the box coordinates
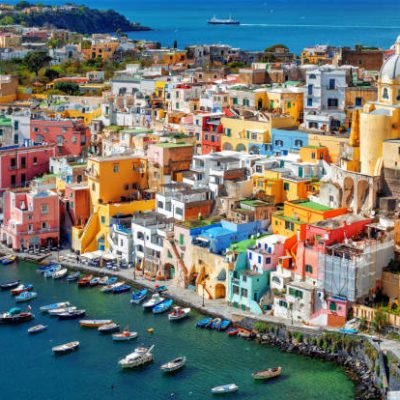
[168,306,191,321]
[339,328,359,334]
[79,319,113,328]
[28,324,47,334]
[112,328,138,341]
[196,317,212,328]
[226,327,239,337]
[237,328,255,339]
[58,310,86,320]
[0,307,34,324]
[78,275,93,287]
[89,277,100,287]
[37,265,53,273]
[43,265,61,278]
[66,272,80,282]
[11,284,33,296]
[1,255,16,265]
[130,289,148,304]
[52,341,80,355]
[210,318,221,329]
[98,322,120,334]
[40,301,70,312]
[52,268,68,280]
[48,306,77,316]
[160,356,186,373]
[216,319,231,331]
[98,276,109,285]
[118,345,154,368]
[142,293,164,310]
[0,279,20,290]
[152,299,173,314]
[252,367,282,380]
[101,281,125,293]
[105,277,118,285]
[208,16,240,25]
[211,384,239,395]
[113,284,131,294]
[154,285,168,293]
[15,291,37,303]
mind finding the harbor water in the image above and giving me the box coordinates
[0,261,354,400]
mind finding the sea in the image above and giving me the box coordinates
[7,0,400,52]
[0,261,354,400]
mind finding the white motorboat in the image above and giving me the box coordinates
[112,330,138,341]
[211,383,239,395]
[168,306,191,321]
[48,306,77,316]
[40,302,71,313]
[98,276,109,285]
[98,322,120,334]
[52,268,68,279]
[52,341,80,355]
[160,356,186,373]
[101,281,125,293]
[142,294,164,310]
[118,345,154,368]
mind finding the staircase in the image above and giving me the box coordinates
[170,240,189,283]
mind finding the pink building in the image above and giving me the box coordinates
[31,118,90,157]
[1,187,59,250]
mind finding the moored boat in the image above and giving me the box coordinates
[211,383,239,395]
[28,324,47,334]
[105,277,118,285]
[66,272,80,282]
[143,293,164,310]
[48,306,77,316]
[0,307,34,324]
[118,345,154,368]
[252,367,282,380]
[40,301,70,312]
[98,322,120,334]
[58,309,86,320]
[130,289,148,304]
[168,306,191,321]
[15,291,37,303]
[89,277,100,287]
[216,319,231,331]
[226,327,239,337]
[52,341,80,355]
[154,285,168,293]
[101,281,125,293]
[0,279,20,290]
[44,265,61,278]
[160,356,186,373]
[1,255,17,265]
[52,268,68,280]
[112,329,138,341]
[196,317,212,328]
[11,284,33,296]
[237,328,255,339]
[98,276,109,285]
[113,284,131,294]
[152,299,173,314]
[78,275,93,287]
[79,319,113,327]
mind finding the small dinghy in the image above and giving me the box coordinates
[15,291,37,303]
[52,341,80,355]
[52,268,68,280]
[152,299,173,314]
[113,284,131,294]
[252,367,282,380]
[237,328,255,339]
[226,327,239,337]
[0,279,20,290]
[40,301,70,312]
[1,255,16,265]
[98,322,120,334]
[101,281,125,293]
[80,319,113,327]
[66,271,80,282]
[160,356,186,373]
[143,293,164,310]
[11,284,33,296]
[44,265,61,278]
[28,324,47,334]
[78,275,93,287]
[211,383,239,395]
[48,306,77,316]
[196,317,212,328]
[216,319,231,331]
[105,277,118,285]
[98,276,109,285]
[89,277,100,287]
[154,285,168,293]
[168,306,191,321]
[58,310,86,320]
[112,328,138,341]
[130,289,148,304]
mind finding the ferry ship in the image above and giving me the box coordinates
[208,16,240,25]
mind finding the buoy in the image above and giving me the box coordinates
[147,328,154,334]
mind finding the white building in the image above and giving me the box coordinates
[108,223,134,263]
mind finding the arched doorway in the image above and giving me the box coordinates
[235,143,246,152]
[257,99,263,110]
[164,263,175,280]
[215,283,226,299]
[357,180,370,213]
[343,177,355,210]
[223,143,233,151]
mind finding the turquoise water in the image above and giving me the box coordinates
[7,0,400,52]
[0,261,354,400]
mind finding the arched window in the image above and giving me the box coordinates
[382,87,389,100]
[275,139,283,146]
[35,134,44,143]
[294,139,303,147]
[56,135,64,145]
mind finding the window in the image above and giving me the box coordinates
[13,134,18,144]
[167,250,172,259]
[71,136,77,144]
[175,207,183,216]
[319,152,324,160]
[328,79,335,90]
[294,139,303,147]
[100,216,105,224]
[241,288,248,298]
[305,264,313,273]
[33,157,38,165]
[258,255,261,263]
[41,221,48,229]
[383,88,389,100]
[28,224,33,232]
[113,164,119,173]
[266,257,271,264]
[283,182,290,191]
[287,101,292,109]
[211,135,215,142]
[205,134,208,141]
[275,140,283,146]
[307,98,313,107]
[20,157,26,169]
[10,158,16,169]
[311,152,316,159]
[272,276,280,284]
[289,287,303,299]
[14,120,18,130]
[309,74,316,79]
[279,300,288,308]
[307,84,313,95]
[226,128,231,137]
[179,234,184,246]
[233,285,239,295]
[41,204,48,214]
[327,98,338,108]
[355,97,362,106]
[11,175,16,187]
[329,302,337,311]
[92,183,95,191]
[232,98,238,105]
[157,201,163,209]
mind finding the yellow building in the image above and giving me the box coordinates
[299,145,329,163]
[60,108,102,124]
[162,50,187,65]
[266,87,304,125]
[81,40,119,61]
[221,116,271,152]
[0,34,21,48]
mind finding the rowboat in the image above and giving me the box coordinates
[130,289,148,304]
[48,306,77,316]
[98,276,109,285]
[58,310,86,320]
[168,306,191,321]
[0,279,20,290]
[28,324,47,334]
[66,272,80,282]
[98,322,120,334]
[37,265,52,273]
[113,284,131,294]
[143,293,164,310]
[44,265,61,278]
[89,277,100,287]
[79,319,113,328]
[154,285,168,293]
[252,367,282,380]
[11,284,33,296]
[52,268,68,280]
[196,317,212,328]
[207,318,218,329]
[0,307,34,324]
[237,328,255,339]
[211,383,239,395]
[226,327,239,337]
[160,356,186,373]
[40,301,70,312]
[216,319,231,331]
[101,281,125,293]
[105,277,118,285]
[1,255,16,265]
[112,330,138,341]
[152,299,173,314]
[52,341,80,355]
[118,345,154,368]
[78,275,93,287]
[15,291,37,303]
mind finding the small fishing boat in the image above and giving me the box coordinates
[118,345,154,368]
[37,265,52,273]
[130,289,148,304]
[1,255,16,265]
[98,276,109,285]
[58,309,86,320]
[44,265,61,278]
[113,284,131,294]
[98,322,120,334]
[48,306,77,316]
[160,356,186,373]
[168,306,191,321]
[105,277,118,285]
[52,268,68,280]
[154,285,168,293]
[11,284,33,296]
[216,319,231,331]
[143,293,164,310]
[78,275,93,287]
[196,317,212,328]
[89,277,100,287]
[52,341,80,355]
[152,299,173,314]
[237,328,255,339]
[252,367,282,380]
[0,307,34,324]
[79,319,113,328]
[28,324,47,334]
[226,327,239,337]
[66,272,80,282]
[15,291,37,303]
[101,281,125,293]
[211,383,239,395]
[0,279,20,290]
[40,301,70,312]
[208,318,219,329]
[112,328,138,341]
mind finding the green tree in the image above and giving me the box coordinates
[44,68,59,81]
[15,1,32,10]
[54,81,80,95]
[0,16,15,26]
[372,308,387,334]
[24,52,51,76]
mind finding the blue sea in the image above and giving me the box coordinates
[7,0,400,52]
[0,261,354,400]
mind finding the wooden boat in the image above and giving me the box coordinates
[105,277,118,285]
[1,255,16,265]
[112,329,138,341]
[226,327,239,337]
[79,319,113,328]
[152,299,173,314]
[0,308,34,324]
[143,293,164,310]
[118,345,154,368]
[160,356,186,373]
[11,284,33,296]
[130,289,148,304]
[196,317,212,328]
[98,322,120,334]
[58,310,86,320]
[28,324,47,334]
[211,383,239,395]
[89,277,100,287]
[216,319,231,331]
[208,318,220,329]
[44,265,61,278]
[40,301,70,312]
[15,291,37,303]
[77,275,93,287]
[113,284,131,294]
[101,281,125,293]
[0,279,20,290]
[48,306,77,316]
[52,341,80,355]
[66,272,80,282]
[98,276,109,285]
[168,306,191,321]
[154,285,168,293]
[52,268,68,280]
[237,328,255,339]
[252,367,282,380]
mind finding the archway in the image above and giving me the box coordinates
[235,143,246,152]
[223,143,233,151]
[343,177,355,210]
[164,263,175,280]
[357,180,370,214]
[257,99,263,110]
[215,283,226,299]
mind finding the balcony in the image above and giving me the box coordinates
[85,169,99,179]
[18,227,59,235]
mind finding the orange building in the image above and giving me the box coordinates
[81,41,119,61]
[299,145,330,163]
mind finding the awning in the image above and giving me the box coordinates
[102,253,121,261]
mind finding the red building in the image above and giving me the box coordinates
[195,113,223,154]
[31,118,90,157]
